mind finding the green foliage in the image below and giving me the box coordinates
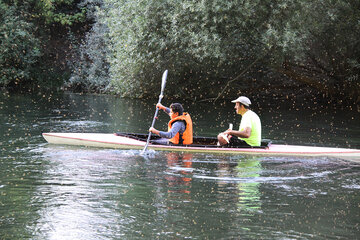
[0,0,90,91]
[34,0,87,25]
[4,0,87,26]
[264,1,359,61]
[67,2,111,93]
[1,0,358,101]
[104,0,267,98]
[261,0,360,98]
[88,0,357,100]
[0,2,40,87]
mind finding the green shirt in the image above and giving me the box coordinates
[239,110,261,146]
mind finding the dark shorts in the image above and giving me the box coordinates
[228,136,250,147]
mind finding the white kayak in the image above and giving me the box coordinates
[42,132,360,162]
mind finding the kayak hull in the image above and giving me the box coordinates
[42,133,360,161]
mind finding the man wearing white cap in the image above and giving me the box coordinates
[217,96,261,147]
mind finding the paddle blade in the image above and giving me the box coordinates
[161,70,168,92]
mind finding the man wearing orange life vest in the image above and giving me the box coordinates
[149,103,193,145]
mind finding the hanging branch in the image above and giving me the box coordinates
[213,49,270,103]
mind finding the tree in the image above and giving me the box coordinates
[0,2,40,88]
[0,0,88,91]
[67,0,111,93]
[260,0,360,102]
[98,0,359,102]
[103,0,270,98]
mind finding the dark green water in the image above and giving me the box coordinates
[0,92,359,239]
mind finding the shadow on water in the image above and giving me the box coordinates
[1,92,359,239]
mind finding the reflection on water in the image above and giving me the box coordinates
[165,152,193,195]
[1,93,359,239]
[236,157,262,214]
[213,156,263,215]
[33,147,144,239]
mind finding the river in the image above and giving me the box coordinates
[0,92,359,239]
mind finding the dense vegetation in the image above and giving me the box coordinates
[0,0,88,90]
[1,0,359,102]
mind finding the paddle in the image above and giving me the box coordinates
[141,70,168,154]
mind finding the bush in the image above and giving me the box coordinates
[100,0,359,101]
[67,2,111,93]
[103,0,267,98]
[0,2,40,88]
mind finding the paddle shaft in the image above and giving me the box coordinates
[142,70,168,153]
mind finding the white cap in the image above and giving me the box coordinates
[231,96,251,106]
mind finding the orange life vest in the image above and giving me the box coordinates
[168,113,193,145]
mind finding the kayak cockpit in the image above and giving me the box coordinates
[115,132,271,149]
